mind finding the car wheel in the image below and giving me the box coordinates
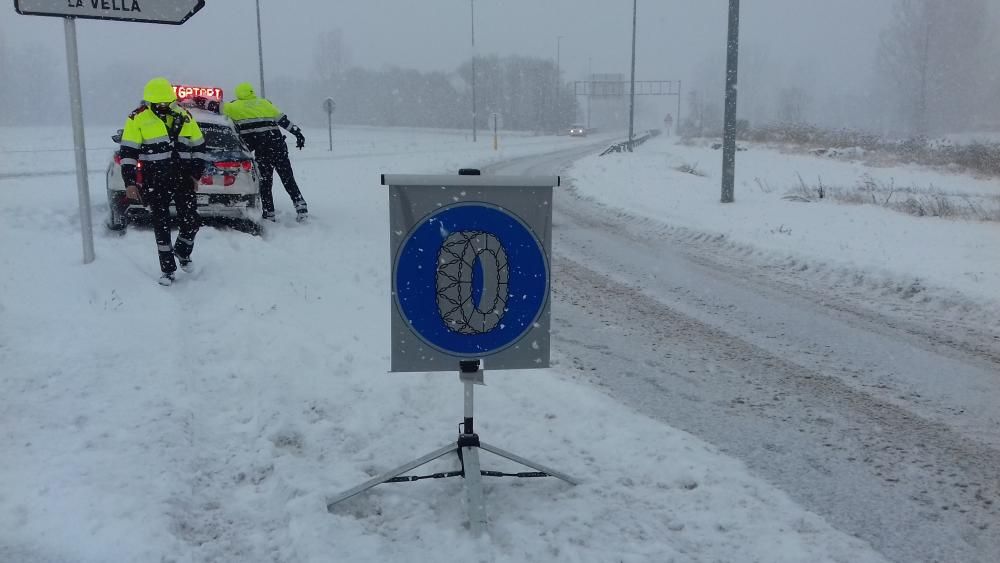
[106,191,128,231]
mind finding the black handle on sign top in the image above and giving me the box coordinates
[458,168,481,176]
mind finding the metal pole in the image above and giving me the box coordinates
[328,111,333,152]
[677,79,682,137]
[587,57,592,130]
[460,374,486,536]
[721,0,740,203]
[556,35,562,130]
[64,17,94,264]
[255,0,266,97]
[471,0,477,142]
[627,0,637,151]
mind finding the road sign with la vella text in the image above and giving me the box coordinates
[14,0,206,25]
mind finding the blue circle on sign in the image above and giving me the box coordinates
[394,202,548,356]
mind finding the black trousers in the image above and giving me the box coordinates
[144,170,199,273]
[255,141,305,215]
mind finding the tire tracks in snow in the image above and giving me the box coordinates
[551,255,1000,563]
[488,144,1000,562]
[160,272,300,562]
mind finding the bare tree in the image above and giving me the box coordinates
[878,0,994,135]
[313,29,352,85]
[777,87,810,124]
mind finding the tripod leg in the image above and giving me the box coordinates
[461,445,488,537]
[479,442,579,485]
[327,444,457,511]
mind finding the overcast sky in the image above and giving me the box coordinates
[1,0,893,125]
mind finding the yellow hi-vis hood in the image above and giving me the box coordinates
[235,82,257,100]
[143,77,176,104]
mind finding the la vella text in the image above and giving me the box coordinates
[67,0,142,11]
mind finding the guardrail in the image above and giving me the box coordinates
[600,129,661,156]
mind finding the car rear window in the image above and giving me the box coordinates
[200,123,243,152]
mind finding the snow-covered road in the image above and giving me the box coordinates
[487,146,1000,562]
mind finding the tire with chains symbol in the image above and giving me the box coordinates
[436,231,509,334]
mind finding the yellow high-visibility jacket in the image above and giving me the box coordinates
[119,103,206,187]
[223,83,301,149]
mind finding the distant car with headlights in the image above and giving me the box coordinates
[568,124,587,137]
[105,85,260,231]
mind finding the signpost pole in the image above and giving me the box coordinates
[323,98,335,153]
[63,16,94,264]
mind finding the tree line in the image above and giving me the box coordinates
[876,0,1000,136]
[0,27,579,134]
[680,0,1000,138]
[276,31,579,133]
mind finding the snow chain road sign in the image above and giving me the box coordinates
[383,173,558,372]
[14,0,205,24]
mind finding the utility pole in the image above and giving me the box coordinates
[627,0,637,151]
[587,57,592,130]
[556,35,563,131]
[677,79,682,136]
[721,0,740,203]
[471,0,477,142]
[256,0,266,97]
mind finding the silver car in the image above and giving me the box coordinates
[105,104,260,232]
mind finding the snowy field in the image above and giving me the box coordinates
[571,136,1000,316]
[3,124,973,562]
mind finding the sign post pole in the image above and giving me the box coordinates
[491,112,500,151]
[324,98,336,153]
[63,16,94,264]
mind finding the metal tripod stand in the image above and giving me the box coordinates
[326,360,577,536]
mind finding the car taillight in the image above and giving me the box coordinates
[200,175,213,185]
[223,175,236,186]
[215,160,253,172]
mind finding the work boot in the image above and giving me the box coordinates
[175,251,193,273]
[158,272,175,286]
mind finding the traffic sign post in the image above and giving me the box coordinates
[490,112,502,151]
[323,97,336,152]
[13,0,207,264]
[327,171,576,535]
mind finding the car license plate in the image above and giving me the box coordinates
[197,195,209,205]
